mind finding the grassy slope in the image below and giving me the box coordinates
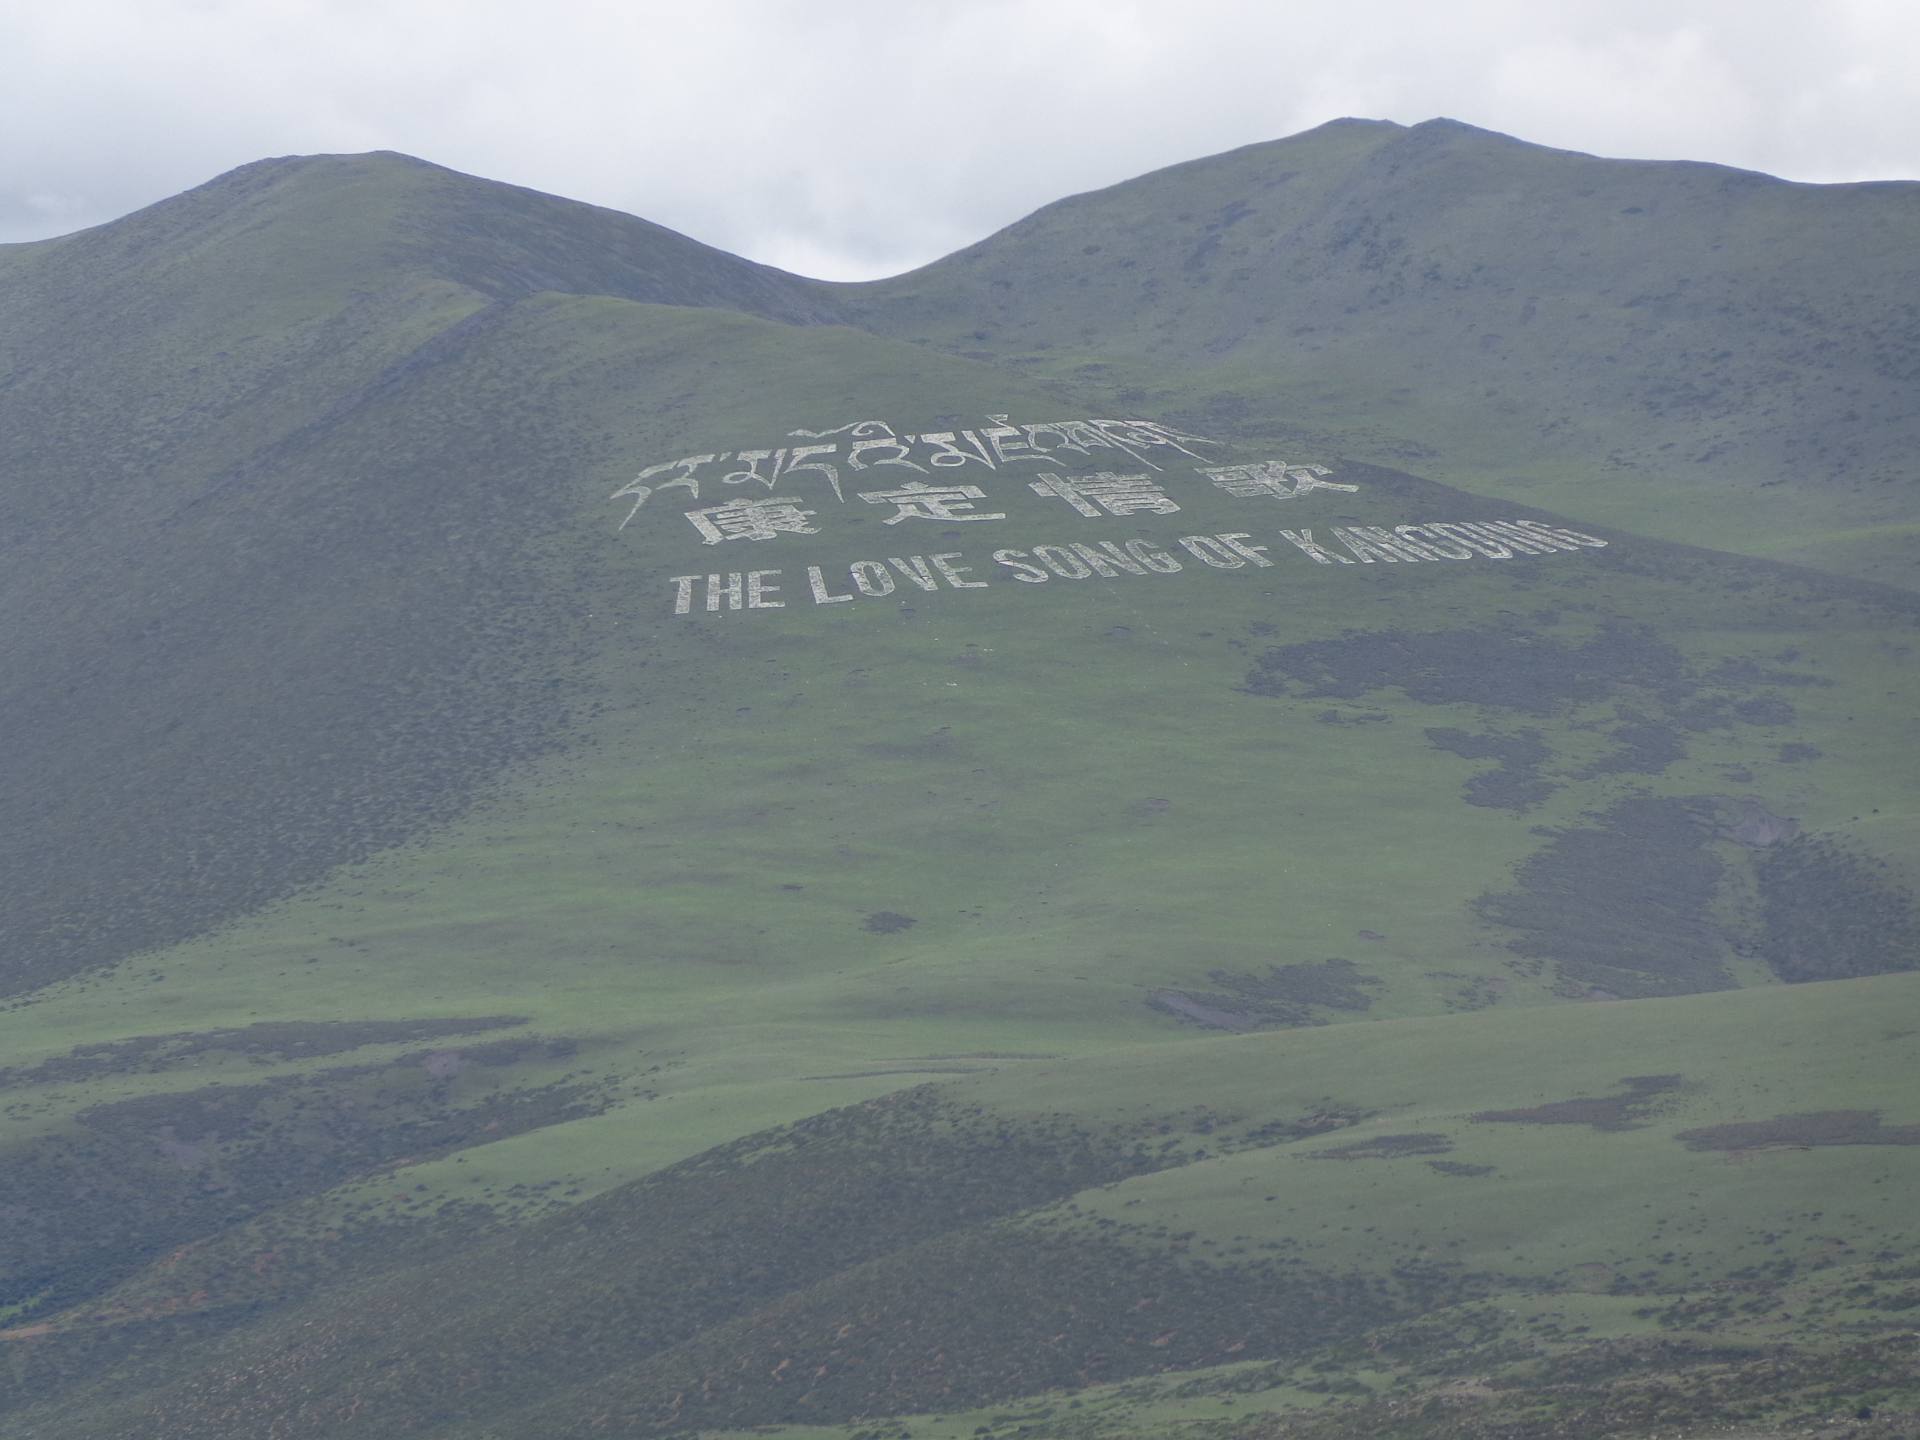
[2,141,1918,1437]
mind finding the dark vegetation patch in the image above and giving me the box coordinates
[863,728,955,760]
[1475,797,1732,998]
[1735,694,1796,726]
[1309,1132,1453,1160]
[1475,1075,1683,1132]
[0,1036,602,1322]
[1756,833,1920,982]
[1151,959,1382,1031]
[1427,970,1507,1013]
[1579,715,1686,778]
[1423,727,1555,810]
[1148,991,1260,1032]
[1213,958,1382,1012]
[802,1065,986,1080]
[1427,1160,1496,1177]
[1705,655,1834,689]
[1779,741,1823,763]
[1669,693,1801,735]
[1229,1108,1372,1150]
[1671,696,1733,730]
[0,1016,527,1087]
[1244,622,1690,716]
[862,911,918,934]
[1676,1110,1920,1151]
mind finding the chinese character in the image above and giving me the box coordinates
[857,480,1006,525]
[1200,460,1358,499]
[1029,471,1181,518]
[684,496,819,545]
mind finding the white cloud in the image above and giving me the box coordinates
[1,0,1915,272]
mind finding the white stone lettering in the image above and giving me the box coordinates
[1481,519,1579,553]
[851,560,896,596]
[1019,419,1126,461]
[847,435,928,473]
[1275,529,1356,565]
[1179,535,1245,569]
[992,549,1051,583]
[787,419,897,440]
[746,570,783,609]
[1217,533,1274,567]
[1069,541,1145,577]
[859,481,1006,525]
[1128,538,1182,574]
[807,565,854,604]
[612,453,721,529]
[1091,419,1218,466]
[931,553,989,589]
[1422,523,1512,559]
[980,417,1051,467]
[1201,460,1359,500]
[1331,527,1407,563]
[717,449,783,491]
[1339,526,1432,563]
[721,445,845,502]
[1031,543,1093,579]
[685,496,820,545]
[888,555,942,591]
[614,416,1228,533]
[1395,525,1476,559]
[1464,521,1552,555]
[1513,519,1608,548]
[917,431,998,469]
[668,516,1611,615]
[1029,471,1181,518]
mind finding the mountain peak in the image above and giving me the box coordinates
[22,144,839,323]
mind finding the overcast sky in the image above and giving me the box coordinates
[3,0,1915,278]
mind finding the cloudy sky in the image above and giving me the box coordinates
[3,0,1915,278]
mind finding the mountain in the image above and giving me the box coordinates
[2,124,1917,1440]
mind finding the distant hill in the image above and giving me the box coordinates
[2,126,1917,1440]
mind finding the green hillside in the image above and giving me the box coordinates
[1,125,1916,1439]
